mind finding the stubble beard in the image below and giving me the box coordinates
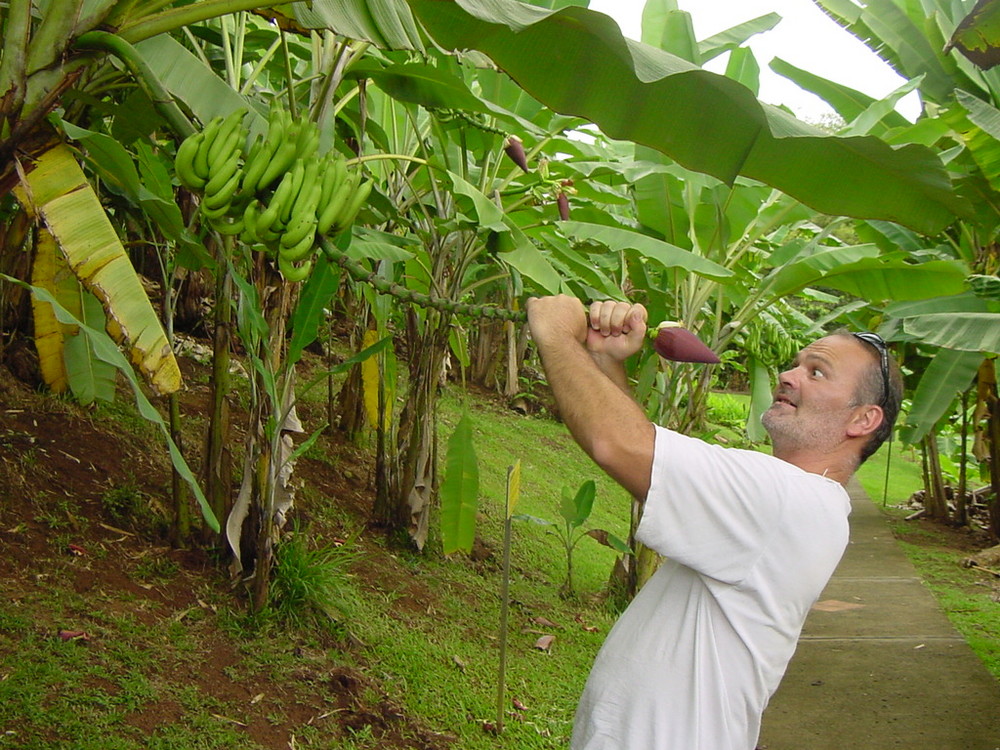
[762,403,845,457]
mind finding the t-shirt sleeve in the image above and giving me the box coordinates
[636,425,793,584]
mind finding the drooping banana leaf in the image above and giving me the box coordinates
[3,273,217,532]
[898,348,983,444]
[15,142,181,395]
[134,35,263,131]
[769,57,910,130]
[558,220,732,281]
[407,0,967,233]
[765,249,968,302]
[946,0,1000,69]
[31,227,75,394]
[697,12,781,65]
[63,290,118,405]
[813,0,972,103]
[949,90,1000,194]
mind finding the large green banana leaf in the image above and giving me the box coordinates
[898,347,983,444]
[407,0,967,233]
[814,0,975,103]
[899,312,1000,353]
[15,143,181,395]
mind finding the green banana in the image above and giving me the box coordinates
[328,169,363,233]
[278,253,313,283]
[269,169,299,223]
[256,140,297,194]
[257,224,282,246]
[279,211,313,248]
[256,173,294,235]
[207,108,247,166]
[200,200,230,221]
[319,155,347,207]
[282,161,320,228]
[317,168,357,235]
[206,128,242,181]
[242,200,261,243]
[209,215,244,236]
[175,132,206,190]
[331,178,373,234]
[280,159,307,224]
[278,229,315,262]
[204,152,241,197]
[202,170,241,211]
[193,116,224,180]
[239,134,267,197]
[279,189,320,249]
[293,121,320,162]
[243,114,286,195]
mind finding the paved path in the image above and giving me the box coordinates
[759,480,1000,750]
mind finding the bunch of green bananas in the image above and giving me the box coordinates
[175,108,249,235]
[174,106,373,283]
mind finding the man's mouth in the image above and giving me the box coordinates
[772,393,796,408]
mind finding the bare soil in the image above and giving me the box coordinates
[0,356,454,749]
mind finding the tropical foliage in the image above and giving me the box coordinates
[1,0,998,622]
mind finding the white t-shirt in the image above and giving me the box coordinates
[571,426,851,750]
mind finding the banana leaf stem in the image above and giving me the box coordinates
[117,0,297,44]
[319,237,526,323]
[73,30,195,138]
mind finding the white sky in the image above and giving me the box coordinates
[587,0,920,122]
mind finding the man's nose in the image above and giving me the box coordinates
[777,366,799,389]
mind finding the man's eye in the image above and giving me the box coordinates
[812,368,825,378]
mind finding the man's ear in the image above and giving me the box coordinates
[847,405,883,438]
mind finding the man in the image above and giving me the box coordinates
[525,295,902,750]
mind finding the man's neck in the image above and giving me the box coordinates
[773,447,857,486]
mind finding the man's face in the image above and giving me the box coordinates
[761,335,874,454]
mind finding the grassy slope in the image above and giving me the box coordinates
[2,377,997,749]
[357,386,632,748]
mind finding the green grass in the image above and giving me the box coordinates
[3,376,997,748]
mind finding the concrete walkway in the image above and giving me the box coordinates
[759,480,1000,750]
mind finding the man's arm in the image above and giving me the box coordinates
[526,296,655,498]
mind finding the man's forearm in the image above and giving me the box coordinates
[538,337,653,498]
[588,350,629,393]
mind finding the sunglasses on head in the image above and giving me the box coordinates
[852,332,890,407]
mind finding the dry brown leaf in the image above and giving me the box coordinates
[533,634,555,652]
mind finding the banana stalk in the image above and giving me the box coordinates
[319,237,525,323]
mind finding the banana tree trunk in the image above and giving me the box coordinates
[922,432,949,521]
[956,389,970,527]
[203,238,234,546]
[981,359,1000,542]
[376,309,451,548]
[248,270,294,612]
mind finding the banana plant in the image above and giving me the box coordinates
[769,0,1000,536]
[407,0,968,233]
[514,479,629,598]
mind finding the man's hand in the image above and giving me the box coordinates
[586,300,648,363]
[525,295,589,349]
[524,296,654,499]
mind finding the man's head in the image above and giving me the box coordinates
[847,332,902,463]
[761,331,902,473]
